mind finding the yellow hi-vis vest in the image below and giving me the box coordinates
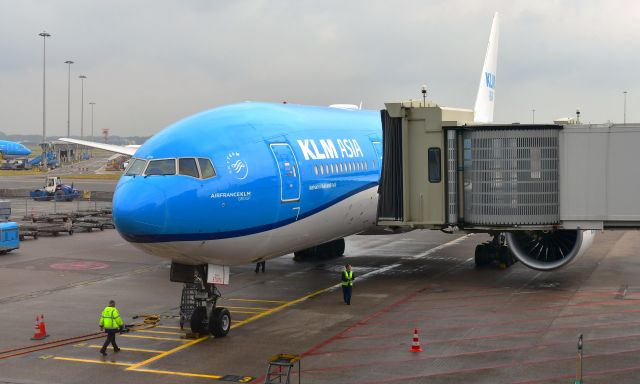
[99,306,123,329]
[342,270,353,287]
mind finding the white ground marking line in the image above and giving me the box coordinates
[332,234,474,292]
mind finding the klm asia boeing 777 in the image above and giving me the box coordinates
[61,13,501,336]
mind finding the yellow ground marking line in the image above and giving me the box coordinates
[231,285,335,328]
[226,305,273,310]
[127,285,333,373]
[121,334,186,342]
[155,325,182,330]
[53,357,133,366]
[136,329,184,335]
[221,298,287,303]
[126,335,209,371]
[230,310,265,314]
[132,368,222,380]
[87,345,166,354]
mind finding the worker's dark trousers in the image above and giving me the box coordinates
[101,329,119,352]
[342,285,352,305]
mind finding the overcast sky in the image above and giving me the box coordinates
[1,0,638,137]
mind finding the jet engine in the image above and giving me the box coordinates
[505,230,595,271]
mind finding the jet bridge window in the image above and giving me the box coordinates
[179,158,200,178]
[198,158,216,179]
[145,159,176,176]
[125,159,147,176]
[428,147,441,183]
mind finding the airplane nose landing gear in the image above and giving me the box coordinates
[173,263,231,337]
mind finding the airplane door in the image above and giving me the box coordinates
[370,139,383,162]
[270,143,301,202]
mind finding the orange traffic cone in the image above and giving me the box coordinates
[409,328,422,352]
[38,314,48,337]
[30,315,49,340]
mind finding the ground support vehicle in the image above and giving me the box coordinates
[29,177,80,202]
[0,222,20,254]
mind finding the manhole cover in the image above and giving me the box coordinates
[49,261,109,271]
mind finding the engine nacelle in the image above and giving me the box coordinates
[506,230,595,271]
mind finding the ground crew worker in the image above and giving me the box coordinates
[99,299,123,356]
[341,264,354,305]
[255,260,266,273]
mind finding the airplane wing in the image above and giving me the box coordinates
[58,138,138,156]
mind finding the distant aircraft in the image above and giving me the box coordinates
[0,140,31,159]
[61,13,515,337]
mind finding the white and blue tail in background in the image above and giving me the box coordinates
[473,12,500,123]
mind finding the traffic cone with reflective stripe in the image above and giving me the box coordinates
[30,314,49,340]
[409,328,422,352]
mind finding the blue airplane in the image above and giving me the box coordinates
[61,13,502,336]
[0,140,31,158]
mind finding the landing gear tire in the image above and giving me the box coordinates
[190,306,208,334]
[208,308,231,337]
[474,244,491,267]
[499,246,515,267]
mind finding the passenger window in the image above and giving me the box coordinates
[320,165,324,175]
[198,158,216,179]
[330,164,335,174]
[145,159,176,176]
[179,158,200,178]
[314,164,318,175]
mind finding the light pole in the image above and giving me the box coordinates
[89,102,96,142]
[64,60,74,137]
[624,91,628,124]
[79,75,87,139]
[39,31,51,168]
[532,109,535,124]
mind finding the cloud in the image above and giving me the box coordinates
[0,0,639,136]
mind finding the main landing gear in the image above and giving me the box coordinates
[474,233,517,269]
[293,238,345,261]
[172,263,231,337]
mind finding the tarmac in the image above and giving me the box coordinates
[1,223,640,383]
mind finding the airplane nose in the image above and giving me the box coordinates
[113,179,168,241]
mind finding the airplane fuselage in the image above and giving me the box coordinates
[113,103,382,266]
[0,140,31,158]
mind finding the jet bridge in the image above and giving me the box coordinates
[377,100,640,271]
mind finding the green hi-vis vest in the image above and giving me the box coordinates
[99,306,123,329]
[342,270,353,287]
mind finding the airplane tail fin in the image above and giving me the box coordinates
[473,12,500,123]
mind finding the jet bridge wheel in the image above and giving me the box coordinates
[208,308,231,337]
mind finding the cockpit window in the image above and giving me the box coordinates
[125,158,147,176]
[179,158,200,178]
[145,159,176,176]
[198,158,216,179]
